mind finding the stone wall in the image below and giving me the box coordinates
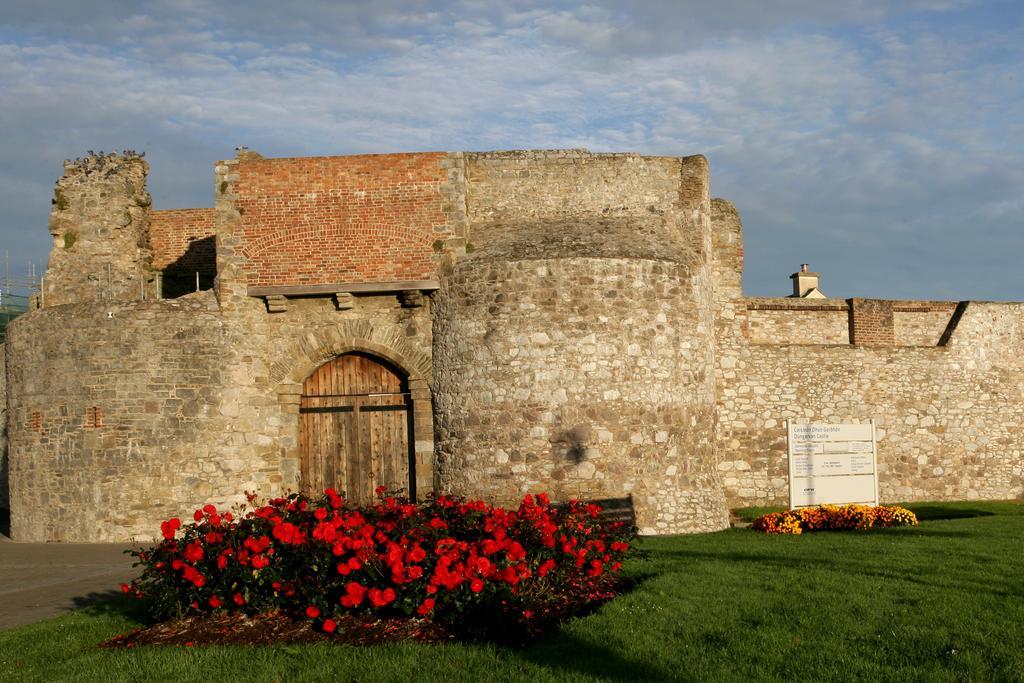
[744,299,962,347]
[435,152,728,534]
[746,299,850,345]
[716,302,1024,507]
[465,150,684,224]
[8,147,1023,542]
[893,303,959,346]
[42,152,158,306]
[7,294,229,542]
[6,289,435,542]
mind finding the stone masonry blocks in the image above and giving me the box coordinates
[8,148,1022,542]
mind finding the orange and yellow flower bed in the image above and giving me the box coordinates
[752,504,918,534]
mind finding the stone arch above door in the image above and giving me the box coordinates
[269,324,431,386]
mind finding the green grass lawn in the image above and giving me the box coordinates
[2,501,1022,682]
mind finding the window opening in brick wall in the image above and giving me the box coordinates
[30,411,42,432]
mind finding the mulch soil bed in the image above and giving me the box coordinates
[101,611,455,648]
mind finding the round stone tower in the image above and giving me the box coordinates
[433,151,728,534]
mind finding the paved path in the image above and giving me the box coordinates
[0,533,136,630]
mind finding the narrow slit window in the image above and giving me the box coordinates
[84,406,103,429]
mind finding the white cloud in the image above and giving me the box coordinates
[0,0,1020,298]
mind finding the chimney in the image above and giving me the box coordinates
[790,264,825,298]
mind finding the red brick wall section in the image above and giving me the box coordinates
[235,154,453,287]
[149,209,216,270]
[849,298,896,346]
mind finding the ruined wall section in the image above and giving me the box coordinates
[150,208,217,297]
[43,153,158,306]
[716,302,1024,507]
[435,152,728,534]
[149,209,217,270]
[227,153,465,290]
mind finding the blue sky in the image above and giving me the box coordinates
[1,1,1021,300]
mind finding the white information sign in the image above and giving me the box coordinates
[787,420,879,508]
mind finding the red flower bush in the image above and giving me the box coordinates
[125,490,633,642]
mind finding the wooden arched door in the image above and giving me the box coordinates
[299,352,414,505]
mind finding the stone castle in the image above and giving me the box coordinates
[2,149,1021,542]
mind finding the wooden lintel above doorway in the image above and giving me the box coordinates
[248,280,440,298]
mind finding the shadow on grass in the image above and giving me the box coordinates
[71,591,154,625]
[503,573,671,681]
[905,505,996,521]
[518,630,670,682]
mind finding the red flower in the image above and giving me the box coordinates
[322,618,337,633]
[160,518,181,540]
[499,566,519,585]
[251,554,269,569]
[272,522,304,545]
[202,504,217,515]
[182,566,206,587]
[367,589,385,607]
[244,535,271,554]
[233,593,246,606]
[305,606,320,619]
[193,510,204,522]
[183,542,204,563]
[208,595,222,609]
[340,581,367,608]
[417,598,435,615]
[120,583,131,594]
[470,578,484,593]
[506,541,526,561]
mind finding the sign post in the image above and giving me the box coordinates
[787,420,879,509]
